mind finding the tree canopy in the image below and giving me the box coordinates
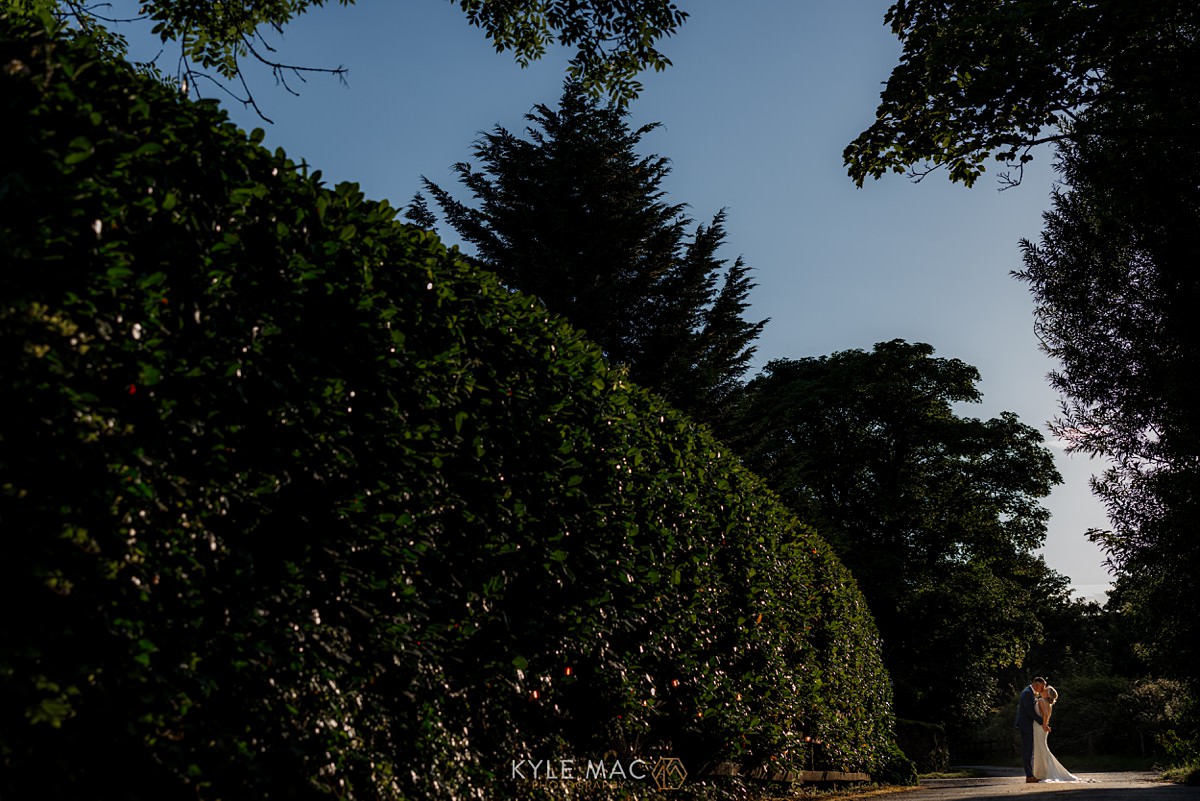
[723,341,1065,725]
[1015,92,1200,695]
[45,0,686,110]
[418,82,767,424]
[847,0,1200,753]
[845,0,1200,186]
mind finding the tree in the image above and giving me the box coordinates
[844,0,1200,186]
[848,0,1200,755]
[723,341,1065,726]
[418,82,767,423]
[43,0,686,115]
[1014,92,1200,699]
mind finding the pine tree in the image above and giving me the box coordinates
[417,83,766,422]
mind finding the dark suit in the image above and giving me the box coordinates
[1014,685,1045,778]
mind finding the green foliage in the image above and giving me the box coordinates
[1128,678,1197,757]
[989,0,1200,758]
[420,82,767,426]
[1163,763,1200,786]
[723,341,1064,729]
[894,718,948,774]
[1044,676,1136,755]
[845,1,1200,186]
[452,1,687,104]
[47,0,685,109]
[846,0,1200,760]
[1015,86,1200,701]
[974,675,1195,761]
[135,0,345,77]
[1,15,902,799]
[962,594,1198,765]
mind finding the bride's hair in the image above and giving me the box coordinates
[1044,685,1059,704]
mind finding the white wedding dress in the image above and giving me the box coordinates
[1032,722,1082,782]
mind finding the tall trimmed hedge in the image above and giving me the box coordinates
[0,14,909,799]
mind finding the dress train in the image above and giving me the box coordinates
[1032,723,1083,782]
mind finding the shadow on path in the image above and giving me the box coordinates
[889,767,1200,801]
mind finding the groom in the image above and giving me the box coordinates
[1015,677,1048,783]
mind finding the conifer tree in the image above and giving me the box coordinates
[419,83,766,422]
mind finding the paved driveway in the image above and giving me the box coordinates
[889,767,1200,801]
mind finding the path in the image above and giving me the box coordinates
[880,767,1200,801]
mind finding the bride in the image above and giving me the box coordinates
[1033,685,1084,782]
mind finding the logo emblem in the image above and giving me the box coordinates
[651,757,687,790]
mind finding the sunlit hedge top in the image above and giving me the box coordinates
[0,13,908,799]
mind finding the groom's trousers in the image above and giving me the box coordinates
[1019,723,1035,778]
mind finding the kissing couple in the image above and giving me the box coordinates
[1015,676,1084,783]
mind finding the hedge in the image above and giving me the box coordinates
[0,13,909,799]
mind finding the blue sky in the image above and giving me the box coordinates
[111,0,1114,598]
